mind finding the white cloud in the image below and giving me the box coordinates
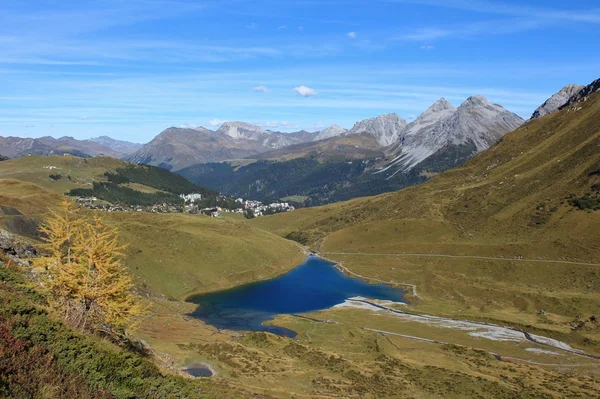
[209,119,227,127]
[293,85,318,97]
[406,114,416,120]
[395,28,450,41]
[277,25,287,30]
[253,85,271,93]
[420,44,435,50]
[79,116,89,120]
[347,32,357,39]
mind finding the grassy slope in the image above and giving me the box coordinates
[0,155,127,194]
[254,134,384,162]
[105,211,305,300]
[0,179,305,301]
[251,93,600,351]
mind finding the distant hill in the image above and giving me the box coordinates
[127,124,319,171]
[0,135,140,159]
[0,155,229,208]
[89,136,143,154]
[252,134,383,162]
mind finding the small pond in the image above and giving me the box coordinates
[187,256,406,337]
[182,363,213,378]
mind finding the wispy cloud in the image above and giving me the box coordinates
[293,86,318,97]
[253,85,271,93]
[209,119,227,127]
[385,0,600,23]
[347,31,357,39]
[420,44,435,50]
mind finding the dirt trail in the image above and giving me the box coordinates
[324,251,600,267]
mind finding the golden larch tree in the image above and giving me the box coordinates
[37,198,142,334]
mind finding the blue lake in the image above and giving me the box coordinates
[187,256,407,337]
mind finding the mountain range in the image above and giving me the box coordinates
[379,96,524,178]
[0,135,141,159]
[177,94,529,205]
[1,83,586,206]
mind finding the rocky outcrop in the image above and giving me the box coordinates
[0,228,38,266]
[347,113,408,146]
[531,84,584,119]
[559,78,600,110]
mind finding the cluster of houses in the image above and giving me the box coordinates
[242,199,295,217]
[75,197,184,214]
[74,193,295,218]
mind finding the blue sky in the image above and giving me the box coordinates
[1,0,599,143]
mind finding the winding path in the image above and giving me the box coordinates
[324,251,600,267]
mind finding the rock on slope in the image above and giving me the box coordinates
[531,84,584,119]
[380,96,524,177]
[560,78,600,109]
[347,113,408,146]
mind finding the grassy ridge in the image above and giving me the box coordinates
[0,156,126,194]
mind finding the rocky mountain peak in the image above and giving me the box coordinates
[313,125,348,141]
[379,95,523,176]
[532,84,585,119]
[460,95,493,109]
[427,97,455,113]
[558,80,599,111]
[217,121,265,140]
[348,113,408,146]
